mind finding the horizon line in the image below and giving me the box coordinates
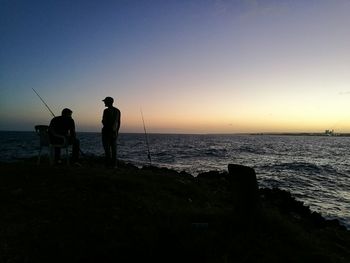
[1,130,350,136]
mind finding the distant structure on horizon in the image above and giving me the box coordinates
[325,129,335,136]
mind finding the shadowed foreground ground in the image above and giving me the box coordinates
[1,159,350,263]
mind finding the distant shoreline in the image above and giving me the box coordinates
[1,130,350,137]
[248,132,350,137]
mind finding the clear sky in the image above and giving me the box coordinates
[1,0,350,133]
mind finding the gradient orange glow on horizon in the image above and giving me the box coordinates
[1,0,350,133]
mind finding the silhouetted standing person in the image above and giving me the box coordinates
[102,96,121,168]
[49,108,80,164]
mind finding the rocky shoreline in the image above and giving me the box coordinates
[1,159,350,262]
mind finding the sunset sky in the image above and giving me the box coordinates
[1,0,350,133]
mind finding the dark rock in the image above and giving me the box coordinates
[226,164,260,221]
[326,219,346,230]
[179,171,193,178]
[11,188,24,196]
[311,211,326,226]
[197,171,226,179]
[119,161,139,170]
[141,165,182,177]
[260,188,346,230]
[227,164,259,201]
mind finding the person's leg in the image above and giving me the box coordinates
[102,132,111,166]
[71,138,80,162]
[54,147,61,163]
[111,137,117,167]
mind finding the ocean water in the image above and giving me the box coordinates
[1,131,350,229]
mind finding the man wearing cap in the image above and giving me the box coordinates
[49,108,80,164]
[102,96,121,168]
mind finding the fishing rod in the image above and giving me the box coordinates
[32,88,56,117]
[32,88,86,157]
[141,108,152,166]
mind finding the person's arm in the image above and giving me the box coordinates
[116,109,121,133]
[70,119,76,138]
[48,118,57,135]
[102,109,107,126]
[48,117,66,144]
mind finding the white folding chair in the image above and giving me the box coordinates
[35,125,70,165]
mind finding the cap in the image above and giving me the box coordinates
[62,108,72,116]
[102,96,114,103]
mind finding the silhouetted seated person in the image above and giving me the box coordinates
[49,108,80,164]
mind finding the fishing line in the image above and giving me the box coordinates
[32,88,56,117]
[32,88,86,157]
[141,108,152,166]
